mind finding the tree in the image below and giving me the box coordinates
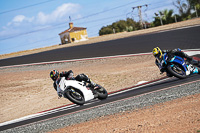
[162,9,175,24]
[126,18,142,30]
[99,26,113,36]
[188,0,200,8]
[98,18,143,36]
[153,9,175,26]
[173,0,191,16]
[188,0,200,17]
[173,0,200,20]
[117,20,127,32]
[111,22,120,33]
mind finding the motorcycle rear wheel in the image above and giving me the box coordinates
[64,88,85,105]
[167,63,187,79]
[96,86,108,100]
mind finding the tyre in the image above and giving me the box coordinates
[64,88,85,105]
[96,85,108,100]
[167,63,187,79]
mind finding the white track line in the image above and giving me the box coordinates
[155,24,200,34]
[109,78,170,96]
[0,104,77,127]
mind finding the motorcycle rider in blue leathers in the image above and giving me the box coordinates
[152,47,200,75]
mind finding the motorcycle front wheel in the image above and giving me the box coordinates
[167,63,187,79]
[64,88,85,105]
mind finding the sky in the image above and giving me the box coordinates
[0,0,182,55]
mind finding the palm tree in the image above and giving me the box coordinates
[188,0,200,17]
[153,9,175,26]
[162,9,175,24]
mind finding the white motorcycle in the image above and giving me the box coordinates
[57,77,108,105]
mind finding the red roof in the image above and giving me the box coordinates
[59,27,87,35]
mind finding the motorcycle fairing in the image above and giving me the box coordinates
[168,56,199,75]
[169,56,188,72]
[163,53,168,65]
[63,80,94,101]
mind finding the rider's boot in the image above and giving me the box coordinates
[89,80,98,97]
[90,86,98,98]
[197,61,200,67]
[190,59,200,67]
[197,67,200,74]
[191,59,200,74]
[90,85,96,93]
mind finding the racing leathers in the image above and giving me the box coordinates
[155,49,200,74]
[53,70,96,97]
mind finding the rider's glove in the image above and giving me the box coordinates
[58,93,62,98]
[160,68,165,74]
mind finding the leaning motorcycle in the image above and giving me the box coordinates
[157,53,199,79]
[58,77,108,105]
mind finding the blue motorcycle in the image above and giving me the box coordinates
[158,53,199,79]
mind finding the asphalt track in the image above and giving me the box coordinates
[0,74,199,131]
[0,25,200,67]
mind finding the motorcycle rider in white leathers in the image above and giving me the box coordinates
[50,70,97,97]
